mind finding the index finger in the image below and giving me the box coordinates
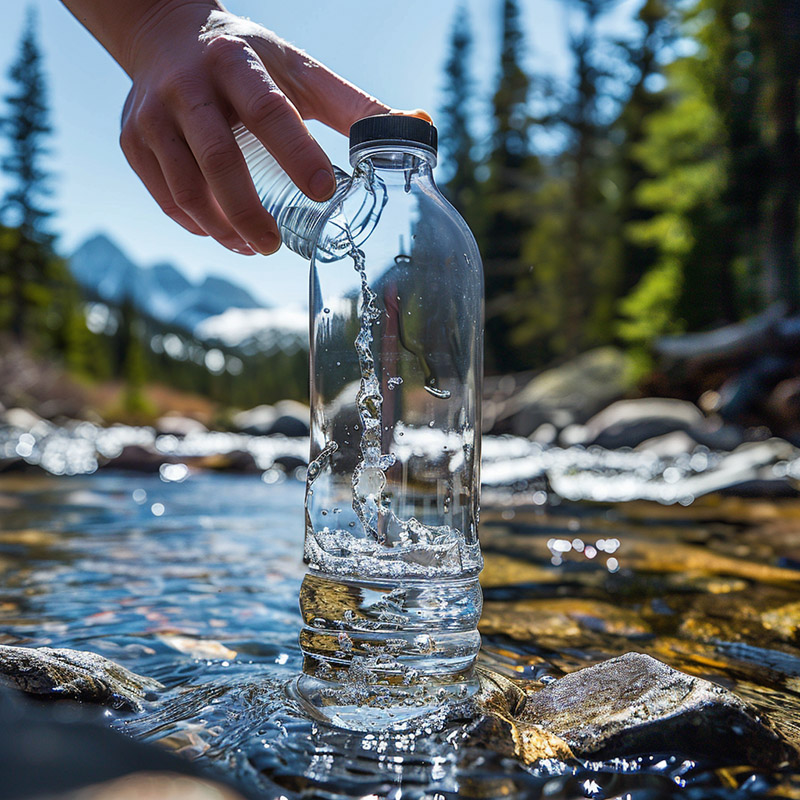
[181,104,281,255]
[210,38,336,203]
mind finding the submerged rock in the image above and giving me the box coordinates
[518,652,798,768]
[0,645,163,711]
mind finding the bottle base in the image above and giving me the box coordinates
[290,671,479,731]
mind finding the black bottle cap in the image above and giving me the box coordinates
[349,114,438,157]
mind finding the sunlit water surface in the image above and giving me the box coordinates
[1,470,800,799]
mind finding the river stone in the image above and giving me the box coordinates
[518,652,798,768]
[0,645,163,711]
[460,668,574,764]
[231,404,277,436]
[492,347,630,436]
[584,398,705,449]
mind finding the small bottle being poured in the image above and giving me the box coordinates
[239,115,484,730]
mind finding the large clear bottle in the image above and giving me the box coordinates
[239,115,484,729]
[296,116,483,730]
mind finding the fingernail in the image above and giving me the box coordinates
[309,168,336,200]
[249,233,280,255]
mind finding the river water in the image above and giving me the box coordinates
[1,468,800,798]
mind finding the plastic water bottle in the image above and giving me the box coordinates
[240,116,484,729]
[234,126,385,261]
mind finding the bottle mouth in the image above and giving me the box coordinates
[349,114,438,163]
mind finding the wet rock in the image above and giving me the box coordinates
[56,773,247,800]
[0,645,163,711]
[2,407,44,430]
[463,669,573,764]
[154,414,207,437]
[269,400,310,437]
[765,377,800,436]
[273,454,308,473]
[761,601,800,643]
[518,652,798,768]
[584,398,705,449]
[194,449,260,473]
[231,404,277,436]
[0,687,246,799]
[101,444,177,473]
[158,634,237,660]
[635,430,700,457]
[491,347,631,436]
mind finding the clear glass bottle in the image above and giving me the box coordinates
[292,116,484,730]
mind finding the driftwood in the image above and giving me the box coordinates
[655,303,800,370]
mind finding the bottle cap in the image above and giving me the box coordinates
[349,115,438,158]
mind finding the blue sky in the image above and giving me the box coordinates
[0,0,641,308]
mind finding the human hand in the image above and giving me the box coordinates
[118,3,394,255]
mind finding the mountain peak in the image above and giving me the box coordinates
[68,233,265,330]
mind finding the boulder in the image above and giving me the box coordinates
[0,687,246,799]
[518,652,798,768]
[194,450,260,473]
[231,404,277,436]
[154,414,207,437]
[635,430,699,457]
[269,400,310,437]
[2,407,44,431]
[584,398,705,449]
[491,347,631,437]
[101,445,178,473]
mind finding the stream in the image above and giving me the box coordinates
[1,466,800,798]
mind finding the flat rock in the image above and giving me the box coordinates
[518,652,798,768]
[0,645,163,711]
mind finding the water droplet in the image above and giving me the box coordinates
[323,307,330,314]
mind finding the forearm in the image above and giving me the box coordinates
[61,0,224,76]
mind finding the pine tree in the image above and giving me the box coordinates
[482,0,540,373]
[1,9,53,242]
[439,5,478,225]
[510,0,623,362]
[0,10,56,344]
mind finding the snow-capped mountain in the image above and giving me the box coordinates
[69,234,307,352]
[195,306,307,354]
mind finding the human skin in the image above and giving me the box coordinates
[60,0,397,255]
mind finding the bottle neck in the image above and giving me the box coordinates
[350,144,437,181]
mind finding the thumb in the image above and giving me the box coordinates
[271,55,391,135]
[390,108,434,124]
